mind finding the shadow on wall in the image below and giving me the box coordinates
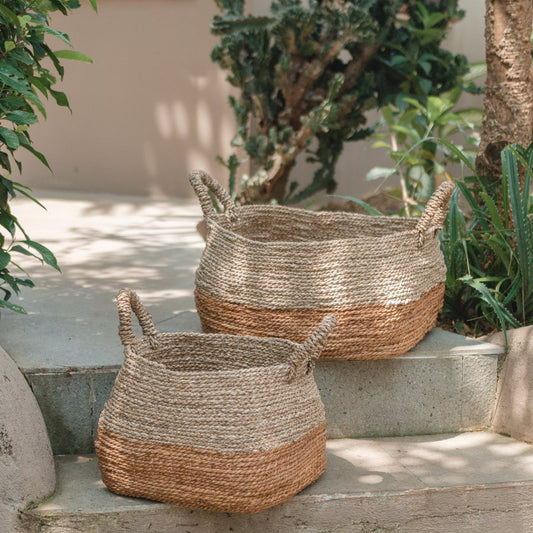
[17,0,237,198]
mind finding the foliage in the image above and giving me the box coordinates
[323,138,533,338]
[366,62,484,215]
[439,141,533,338]
[0,0,96,315]
[211,0,469,204]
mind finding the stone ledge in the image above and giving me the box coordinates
[19,323,502,454]
[21,431,533,533]
[317,328,501,439]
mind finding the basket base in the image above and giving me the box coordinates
[95,422,327,514]
[195,284,445,360]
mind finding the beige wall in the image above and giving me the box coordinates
[18,0,485,199]
[19,0,236,198]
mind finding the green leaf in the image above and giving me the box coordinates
[0,127,20,150]
[365,167,397,181]
[479,192,504,233]
[463,62,487,83]
[22,240,61,272]
[49,89,70,109]
[400,97,426,112]
[502,147,533,293]
[0,67,44,111]
[434,137,476,173]
[18,135,51,170]
[460,275,520,339]
[454,180,490,232]
[0,65,30,93]
[391,124,420,141]
[0,250,10,270]
[5,110,38,126]
[0,299,26,314]
[10,245,34,257]
[40,27,72,46]
[88,0,98,12]
[371,140,391,149]
[52,50,93,63]
[12,181,47,209]
[419,78,432,94]
[0,5,20,29]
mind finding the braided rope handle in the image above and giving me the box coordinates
[287,315,337,382]
[116,288,158,348]
[415,181,456,246]
[189,169,237,221]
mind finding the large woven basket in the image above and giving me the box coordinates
[190,170,455,360]
[96,288,336,513]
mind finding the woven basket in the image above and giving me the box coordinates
[190,170,455,360]
[95,288,335,513]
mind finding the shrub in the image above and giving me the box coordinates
[365,62,484,214]
[211,0,468,204]
[439,141,533,338]
[0,0,96,314]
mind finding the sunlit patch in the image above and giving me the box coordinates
[196,100,213,148]
[154,102,173,140]
[172,100,189,138]
[357,474,384,485]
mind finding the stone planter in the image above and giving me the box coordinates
[487,326,533,443]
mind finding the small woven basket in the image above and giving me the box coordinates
[190,170,455,360]
[96,289,335,513]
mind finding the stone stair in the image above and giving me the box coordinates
[21,432,533,533]
[2,191,528,532]
[14,316,502,455]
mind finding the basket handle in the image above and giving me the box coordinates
[415,181,455,246]
[116,288,159,348]
[189,169,238,221]
[287,315,337,382]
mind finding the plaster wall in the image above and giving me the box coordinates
[17,0,485,199]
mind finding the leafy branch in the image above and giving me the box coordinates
[0,0,96,314]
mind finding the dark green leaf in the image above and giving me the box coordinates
[49,89,70,109]
[0,299,26,314]
[0,250,10,270]
[22,240,61,271]
[18,135,51,170]
[4,110,38,126]
[0,127,20,149]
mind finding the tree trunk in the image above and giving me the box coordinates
[475,0,533,185]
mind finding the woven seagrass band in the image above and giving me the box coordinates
[195,283,444,360]
[96,422,327,513]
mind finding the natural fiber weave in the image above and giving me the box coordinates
[190,170,455,359]
[96,288,336,513]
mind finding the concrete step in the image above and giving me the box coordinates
[20,319,502,455]
[0,192,503,454]
[20,431,533,533]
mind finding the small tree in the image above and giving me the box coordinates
[0,0,96,314]
[212,0,469,204]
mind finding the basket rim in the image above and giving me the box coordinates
[125,331,302,377]
[207,204,436,247]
